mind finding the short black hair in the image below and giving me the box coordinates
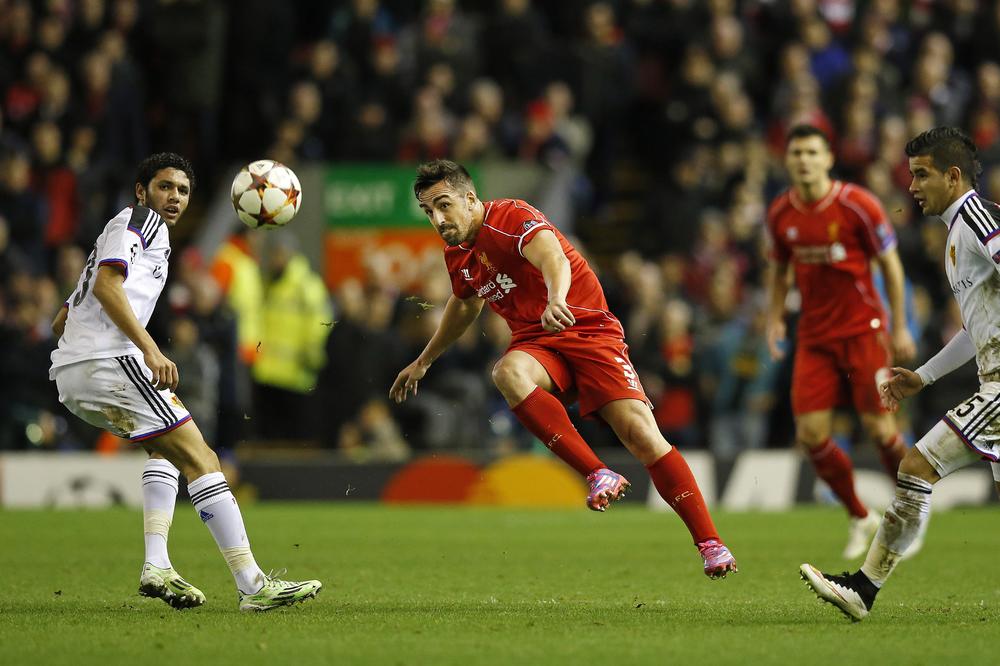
[413,159,475,198]
[786,124,831,149]
[905,126,981,188]
[135,152,196,192]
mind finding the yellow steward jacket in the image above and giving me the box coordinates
[252,255,332,393]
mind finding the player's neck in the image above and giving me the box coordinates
[794,178,834,203]
[466,200,487,244]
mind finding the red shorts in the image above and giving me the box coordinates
[508,331,651,418]
[791,330,891,415]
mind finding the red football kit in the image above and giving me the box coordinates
[767,181,896,415]
[443,198,648,417]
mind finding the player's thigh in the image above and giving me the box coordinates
[921,383,1000,478]
[493,346,568,394]
[599,397,669,464]
[147,420,220,478]
[791,343,842,416]
[556,335,651,418]
[859,411,898,443]
[795,409,834,446]
[53,357,188,442]
[843,331,892,416]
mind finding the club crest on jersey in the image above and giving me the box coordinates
[951,244,957,266]
[827,222,839,241]
[478,251,496,273]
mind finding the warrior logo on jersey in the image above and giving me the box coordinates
[478,251,496,273]
[787,227,798,241]
[951,244,957,266]
[461,268,473,280]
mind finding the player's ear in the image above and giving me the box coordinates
[135,182,146,206]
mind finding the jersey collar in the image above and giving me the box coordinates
[942,189,977,229]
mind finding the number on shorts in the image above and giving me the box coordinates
[954,394,986,418]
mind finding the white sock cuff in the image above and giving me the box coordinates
[896,472,933,495]
[188,472,232,513]
[144,509,173,537]
[143,459,180,491]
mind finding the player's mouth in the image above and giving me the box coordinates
[163,205,180,219]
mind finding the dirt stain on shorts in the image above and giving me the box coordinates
[101,406,135,437]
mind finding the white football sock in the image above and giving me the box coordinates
[142,458,179,569]
[188,472,265,594]
[861,473,932,587]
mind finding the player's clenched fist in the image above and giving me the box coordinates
[878,366,924,412]
[541,300,575,333]
[390,360,430,403]
[144,348,179,392]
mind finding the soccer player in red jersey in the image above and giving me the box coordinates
[390,159,736,578]
[766,124,917,559]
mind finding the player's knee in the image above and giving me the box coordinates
[490,359,522,391]
[897,447,936,482]
[795,425,827,448]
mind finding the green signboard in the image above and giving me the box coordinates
[324,164,478,229]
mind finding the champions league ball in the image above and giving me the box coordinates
[231,160,302,229]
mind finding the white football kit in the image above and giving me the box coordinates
[50,206,190,441]
[913,190,1000,479]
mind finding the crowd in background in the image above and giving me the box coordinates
[0,0,995,460]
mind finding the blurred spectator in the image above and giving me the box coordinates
[252,235,332,441]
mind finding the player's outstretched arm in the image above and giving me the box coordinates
[877,248,917,363]
[93,265,179,391]
[522,230,575,333]
[765,261,791,360]
[389,294,484,403]
[51,304,68,338]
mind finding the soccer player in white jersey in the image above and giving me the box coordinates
[49,153,321,611]
[800,127,1000,620]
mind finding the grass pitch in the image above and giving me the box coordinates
[1,503,997,665]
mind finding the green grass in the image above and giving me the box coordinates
[1,504,998,665]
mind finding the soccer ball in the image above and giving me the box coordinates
[231,160,302,229]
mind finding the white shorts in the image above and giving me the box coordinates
[917,382,1000,482]
[52,355,191,442]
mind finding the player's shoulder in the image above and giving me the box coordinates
[835,181,887,223]
[957,194,1000,244]
[766,190,793,224]
[120,205,165,249]
[483,198,549,235]
[836,182,884,212]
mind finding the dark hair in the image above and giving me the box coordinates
[785,124,831,149]
[413,159,475,197]
[135,152,196,192]
[905,127,981,188]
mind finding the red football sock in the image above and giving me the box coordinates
[647,448,720,545]
[808,439,868,518]
[878,433,907,478]
[511,387,604,477]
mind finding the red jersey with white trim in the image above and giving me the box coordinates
[766,181,896,345]
[444,199,622,344]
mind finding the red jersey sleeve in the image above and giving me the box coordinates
[841,184,896,257]
[485,199,553,257]
[765,194,791,263]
